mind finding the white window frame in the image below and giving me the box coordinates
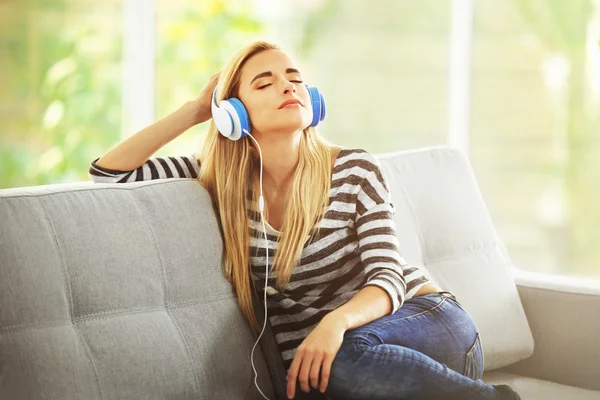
[122,0,156,139]
[448,0,474,156]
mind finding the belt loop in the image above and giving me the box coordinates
[439,291,458,302]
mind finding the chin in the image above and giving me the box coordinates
[264,120,310,134]
[275,126,306,135]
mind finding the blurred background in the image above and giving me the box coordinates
[1,0,599,280]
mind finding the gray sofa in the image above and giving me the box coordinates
[1,146,599,400]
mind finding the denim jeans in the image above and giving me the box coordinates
[291,291,517,400]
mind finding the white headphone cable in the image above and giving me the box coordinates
[246,131,274,400]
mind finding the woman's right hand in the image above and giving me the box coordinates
[193,71,220,125]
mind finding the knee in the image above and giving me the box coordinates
[325,343,367,399]
[325,359,352,399]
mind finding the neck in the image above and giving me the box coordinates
[252,131,302,190]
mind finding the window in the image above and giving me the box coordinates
[263,0,600,280]
[2,0,598,281]
[469,1,600,280]
[0,0,122,188]
[153,0,266,157]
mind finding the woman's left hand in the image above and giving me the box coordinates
[286,315,347,399]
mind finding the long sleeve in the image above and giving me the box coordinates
[88,155,200,183]
[354,152,407,314]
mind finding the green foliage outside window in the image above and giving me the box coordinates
[0,0,265,189]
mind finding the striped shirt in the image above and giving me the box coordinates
[88,148,437,371]
[88,155,200,182]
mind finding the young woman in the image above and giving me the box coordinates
[89,41,521,400]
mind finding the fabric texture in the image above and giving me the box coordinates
[0,179,274,399]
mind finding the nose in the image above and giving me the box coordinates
[282,79,296,95]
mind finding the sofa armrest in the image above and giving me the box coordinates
[495,268,600,391]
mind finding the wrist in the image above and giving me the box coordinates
[188,98,211,126]
[322,310,349,332]
[182,100,200,126]
[177,100,199,127]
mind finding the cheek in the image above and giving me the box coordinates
[243,101,261,122]
[245,104,265,125]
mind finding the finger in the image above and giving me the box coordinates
[285,375,293,399]
[320,353,334,393]
[287,375,295,399]
[287,355,302,399]
[298,351,315,394]
[309,352,324,390]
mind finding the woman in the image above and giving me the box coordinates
[89,41,521,400]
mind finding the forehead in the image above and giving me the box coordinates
[241,50,298,83]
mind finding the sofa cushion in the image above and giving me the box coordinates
[376,146,535,371]
[483,370,600,400]
[0,180,274,399]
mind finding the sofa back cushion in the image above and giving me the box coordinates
[377,146,534,370]
[0,180,274,399]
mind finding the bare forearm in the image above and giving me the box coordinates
[95,100,202,171]
[324,286,393,332]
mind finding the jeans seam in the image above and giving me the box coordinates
[463,333,481,378]
[355,297,449,338]
[398,296,448,321]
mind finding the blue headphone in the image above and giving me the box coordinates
[211,83,326,140]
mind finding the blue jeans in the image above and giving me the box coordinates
[292,291,516,400]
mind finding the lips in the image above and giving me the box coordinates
[279,99,302,109]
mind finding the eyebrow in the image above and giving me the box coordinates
[250,68,302,85]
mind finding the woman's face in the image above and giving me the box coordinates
[237,49,313,136]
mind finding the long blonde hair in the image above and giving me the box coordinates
[195,41,342,334]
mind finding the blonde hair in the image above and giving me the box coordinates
[195,40,342,334]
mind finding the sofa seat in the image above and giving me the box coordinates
[482,370,600,400]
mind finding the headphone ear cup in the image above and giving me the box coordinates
[211,86,251,141]
[318,92,326,122]
[227,98,251,139]
[306,85,326,127]
[212,87,234,136]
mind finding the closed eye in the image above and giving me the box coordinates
[258,80,303,90]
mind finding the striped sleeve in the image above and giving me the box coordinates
[354,151,407,314]
[88,155,200,183]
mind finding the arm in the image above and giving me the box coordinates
[88,99,201,183]
[90,72,218,178]
[93,100,201,173]
[327,151,407,328]
[323,285,392,331]
[287,151,406,398]
[286,154,407,397]
[88,154,200,183]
